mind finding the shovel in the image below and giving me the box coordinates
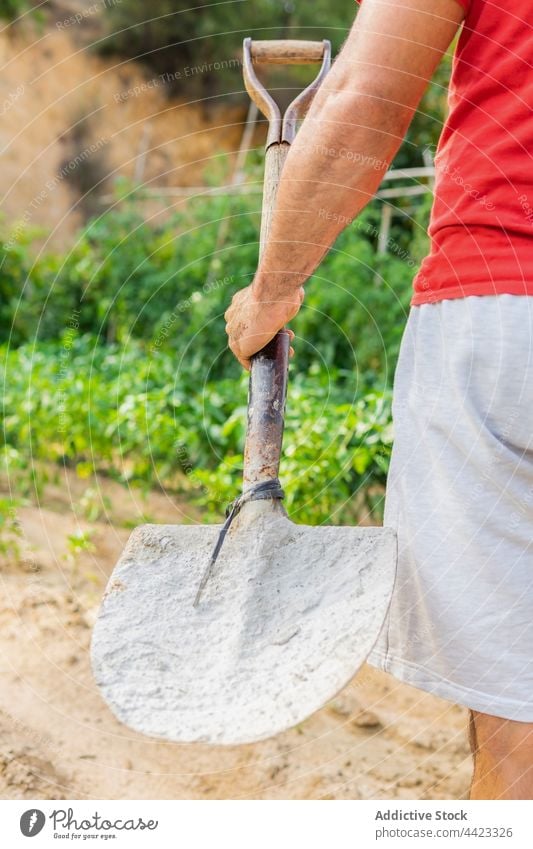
[91,38,397,745]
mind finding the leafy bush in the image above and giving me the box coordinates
[1,336,392,524]
[0,187,420,382]
[0,495,22,558]
[0,157,430,534]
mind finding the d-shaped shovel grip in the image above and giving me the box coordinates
[242,39,331,489]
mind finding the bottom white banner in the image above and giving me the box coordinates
[3,799,533,848]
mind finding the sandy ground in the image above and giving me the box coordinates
[0,469,472,800]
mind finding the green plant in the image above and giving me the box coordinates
[1,335,393,526]
[65,529,95,562]
[0,0,27,21]
[79,487,112,522]
[0,496,22,559]
[0,186,420,382]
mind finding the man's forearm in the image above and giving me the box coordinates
[251,63,416,303]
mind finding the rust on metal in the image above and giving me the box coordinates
[243,332,290,487]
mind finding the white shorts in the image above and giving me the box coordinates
[368,295,533,721]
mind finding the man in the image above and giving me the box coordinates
[225,0,533,800]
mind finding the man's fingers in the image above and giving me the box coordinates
[232,343,250,370]
[289,346,295,358]
[228,336,251,371]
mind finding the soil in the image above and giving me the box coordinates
[0,469,472,800]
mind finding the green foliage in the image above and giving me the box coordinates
[1,336,392,524]
[66,529,95,561]
[394,51,453,169]
[79,486,112,522]
[292,216,413,381]
[0,188,418,383]
[0,0,45,26]
[0,154,430,535]
[0,0,27,20]
[1,190,255,356]
[0,496,21,558]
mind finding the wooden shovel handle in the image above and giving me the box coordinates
[250,39,327,65]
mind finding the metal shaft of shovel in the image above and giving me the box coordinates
[193,39,332,605]
[242,38,331,490]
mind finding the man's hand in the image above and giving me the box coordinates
[225,284,304,370]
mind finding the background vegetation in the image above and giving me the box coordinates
[0,0,449,541]
[0,184,426,530]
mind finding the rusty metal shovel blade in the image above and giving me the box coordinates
[91,501,395,744]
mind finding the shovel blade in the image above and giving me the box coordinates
[91,512,396,744]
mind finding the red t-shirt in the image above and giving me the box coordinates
[357,1,533,305]
[414,0,533,304]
